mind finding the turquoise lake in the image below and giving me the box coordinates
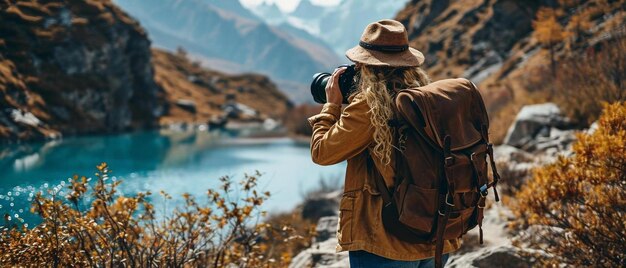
[0,129,346,226]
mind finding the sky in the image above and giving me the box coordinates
[239,0,342,13]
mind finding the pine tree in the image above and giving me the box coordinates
[533,7,567,79]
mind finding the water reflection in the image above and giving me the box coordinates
[0,130,346,225]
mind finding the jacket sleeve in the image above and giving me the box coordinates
[307,94,374,165]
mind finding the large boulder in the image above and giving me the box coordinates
[447,245,532,268]
[503,103,577,158]
[504,103,572,148]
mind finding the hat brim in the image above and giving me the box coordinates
[345,46,425,67]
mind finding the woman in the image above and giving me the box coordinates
[308,20,460,267]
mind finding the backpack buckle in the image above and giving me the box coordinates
[445,193,455,207]
[444,156,455,166]
[479,184,489,197]
[487,143,494,154]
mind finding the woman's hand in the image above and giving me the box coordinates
[325,67,347,105]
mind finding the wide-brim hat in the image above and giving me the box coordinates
[346,19,424,67]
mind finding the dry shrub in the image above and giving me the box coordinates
[261,211,316,263]
[552,38,626,126]
[523,38,626,127]
[512,102,626,267]
[0,164,311,267]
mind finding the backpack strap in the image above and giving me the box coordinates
[480,125,501,202]
[435,135,455,268]
[370,103,409,208]
[367,152,393,207]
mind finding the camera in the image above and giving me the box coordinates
[310,64,357,104]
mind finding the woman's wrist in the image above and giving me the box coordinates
[322,102,341,121]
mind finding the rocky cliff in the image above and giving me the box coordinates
[0,0,162,142]
[397,0,624,82]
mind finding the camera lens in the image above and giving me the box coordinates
[310,64,356,104]
[310,73,331,104]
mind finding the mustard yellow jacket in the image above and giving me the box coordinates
[308,93,461,261]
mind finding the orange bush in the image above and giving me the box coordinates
[0,164,310,267]
[513,102,626,267]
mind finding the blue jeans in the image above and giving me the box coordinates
[349,251,449,268]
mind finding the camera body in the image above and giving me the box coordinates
[310,64,357,104]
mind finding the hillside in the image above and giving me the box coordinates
[0,0,161,142]
[153,49,292,126]
[395,0,626,141]
[114,0,342,101]
[0,0,293,143]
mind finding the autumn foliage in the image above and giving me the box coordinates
[0,164,312,267]
[533,7,567,77]
[513,102,626,267]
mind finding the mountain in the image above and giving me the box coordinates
[114,0,342,102]
[316,0,410,55]
[252,0,410,56]
[255,2,285,24]
[153,49,292,126]
[204,0,259,21]
[0,0,162,142]
[291,0,326,20]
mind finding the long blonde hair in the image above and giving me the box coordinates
[354,65,431,165]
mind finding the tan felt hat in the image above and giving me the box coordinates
[346,19,424,67]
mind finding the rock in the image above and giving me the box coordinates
[447,245,530,268]
[529,128,577,154]
[174,99,197,114]
[503,103,573,150]
[449,245,531,268]
[10,109,41,127]
[587,121,599,134]
[289,215,347,268]
[493,144,534,164]
[314,216,338,243]
[289,237,349,268]
[223,103,259,120]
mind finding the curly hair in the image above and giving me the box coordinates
[353,65,430,165]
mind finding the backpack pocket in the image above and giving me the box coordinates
[397,182,438,234]
[447,153,475,193]
[443,207,475,240]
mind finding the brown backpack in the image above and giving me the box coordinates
[368,78,501,268]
